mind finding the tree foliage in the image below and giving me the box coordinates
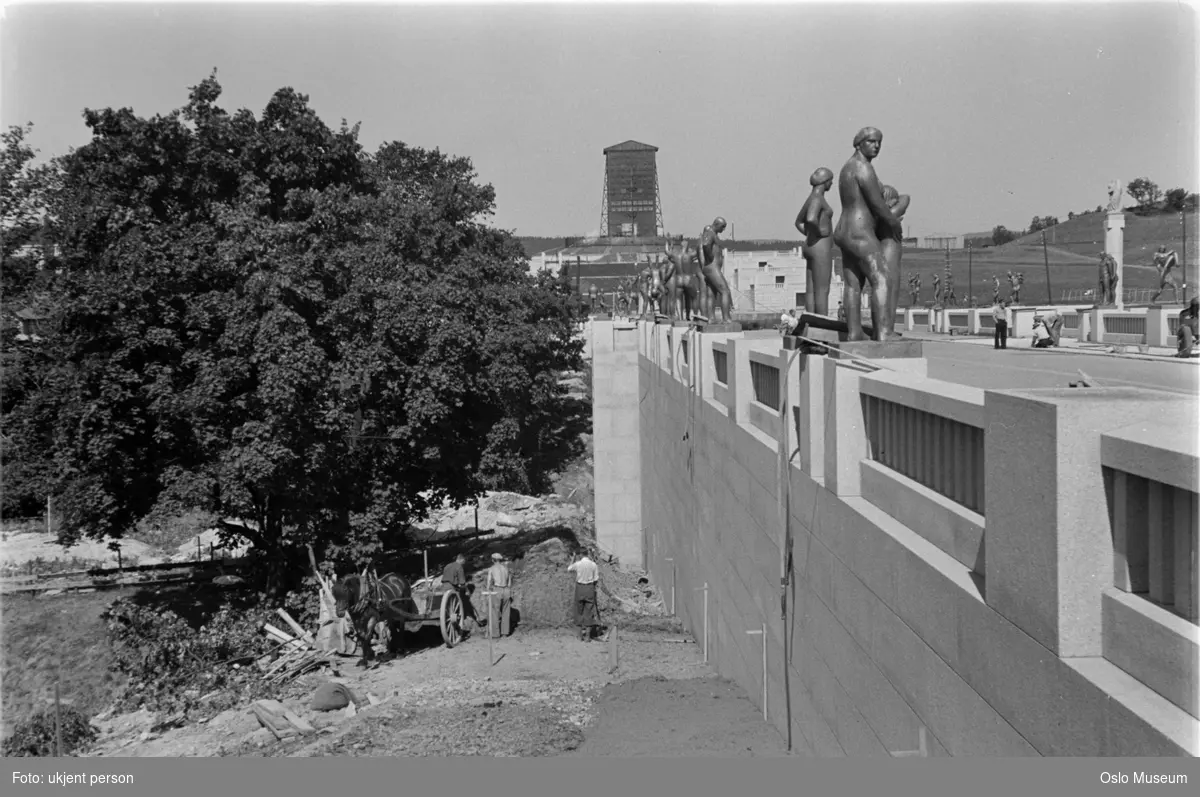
[1126,177,1161,207]
[1,73,583,593]
[991,225,1016,246]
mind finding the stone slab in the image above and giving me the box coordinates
[829,340,925,361]
[697,322,743,333]
[784,327,839,353]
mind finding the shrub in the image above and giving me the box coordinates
[102,598,276,717]
[1,706,96,757]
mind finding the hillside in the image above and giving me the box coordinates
[992,209,1198,266]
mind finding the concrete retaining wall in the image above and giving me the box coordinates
[592,318,1199,757]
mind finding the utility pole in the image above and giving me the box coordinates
[1042,231,1053,304]
[1183,210,1189,297]
[967,242,974,307]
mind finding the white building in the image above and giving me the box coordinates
[725,248,847,314]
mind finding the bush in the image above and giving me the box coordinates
[102,598,276,717]
[1,706,96,757]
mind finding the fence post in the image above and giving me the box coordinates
[746,624,767,720]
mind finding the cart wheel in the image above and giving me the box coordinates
[440,589,465,648]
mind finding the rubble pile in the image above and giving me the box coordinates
[413,491,587,538]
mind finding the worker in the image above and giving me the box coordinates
[1178,297,1199,358]
[567,549,601,641]
[442,553,478,631]
[486,552,513,638]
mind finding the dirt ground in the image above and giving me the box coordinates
[83,618,790,758]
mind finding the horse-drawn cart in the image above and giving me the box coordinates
[404,575,468,648]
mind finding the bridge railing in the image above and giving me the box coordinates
[859,371,986,516]
[634,318,1199,723]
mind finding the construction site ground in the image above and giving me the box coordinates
[84,617,789,758]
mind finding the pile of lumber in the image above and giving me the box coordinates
[251,699,315,740]
[260,609,336,685]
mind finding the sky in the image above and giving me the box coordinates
[1,0,1197,241]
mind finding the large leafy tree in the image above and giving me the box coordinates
[4,73,582,594]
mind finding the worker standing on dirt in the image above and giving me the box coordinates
[567,549,601,642]
[443,553,479,631]
[486,553,513,637]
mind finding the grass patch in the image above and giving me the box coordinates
[0,589,135,739]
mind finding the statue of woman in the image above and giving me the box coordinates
[795,168,836,316]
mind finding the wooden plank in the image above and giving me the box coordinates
[276,609,314,644]
[251,701,297,739]
[278,706,316,735]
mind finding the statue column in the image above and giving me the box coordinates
[1104,212,1126,310]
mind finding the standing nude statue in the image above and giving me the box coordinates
[879,184,911,325]
[832,127,905,340]
[1151,245,1182,304]
[992,275,1001,304]
[696,217,733,323]
[943,263,956,307]
[910,273,921,306]
[662,241,703,321]
[795,168,836,316]
[932,273,942,306]
[1098,252,1119,305]
[1013,272,1024,305]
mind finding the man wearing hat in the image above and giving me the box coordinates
[486,552,513,638]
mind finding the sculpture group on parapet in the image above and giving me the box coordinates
[648,217,735,325]
[1006,271,1024,305]
[1152,245,1182,304]
[907,273,921,306]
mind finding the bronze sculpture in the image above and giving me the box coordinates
[833,127,904,340]
[1151,245,1182,304]
[795,168,836,316]
[908,273,921,306]
[992,275,1001,304]
[943,263,956,307]
[1013,272,1024,305]
[696,217,733,323]
[662,242,703,321]
[1098,253,1119,306]
[932,273,942,306]
[879,184,911,325]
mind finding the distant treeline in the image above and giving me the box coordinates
[516,236,803,258]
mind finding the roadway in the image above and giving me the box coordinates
[920,341,1200,396]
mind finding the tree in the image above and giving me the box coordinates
[5,74,582,594]
[1164,188,1188,211]
[1067,211,1076,220]
[991,225,1016,246]
[1126,177,1161,208]
[1029,216,1044,233]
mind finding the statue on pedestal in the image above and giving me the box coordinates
[1151,245,1182,304]
[1014,272,1024,305]
[832,127,905,340]
[932,272,942,306]
[908,273,921,306]
[879,184,911,324]
[1105,180,1124,213]
[662,241,703,321]
[795,168,836,316]
[695,218,733,323]
[943,264,956,307]
[1098,253,1119,306]
[992,275,1001,304]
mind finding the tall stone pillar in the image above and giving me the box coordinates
[1105,212,1126,310]
[592,319,643,567]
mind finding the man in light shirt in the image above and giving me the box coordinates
[486,552,513,638]
[992,299,1010,350]
[567,549,601,641]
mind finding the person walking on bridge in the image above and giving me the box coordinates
[486,553,513,638]
[568,549,601,641]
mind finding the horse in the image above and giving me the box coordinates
[330,570,422,668]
